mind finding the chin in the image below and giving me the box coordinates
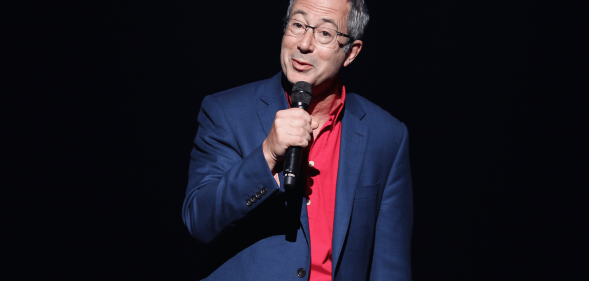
[286,70,315,86]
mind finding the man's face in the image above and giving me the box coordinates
[280,0,350,90]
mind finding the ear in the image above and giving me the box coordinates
[343,40,363,67]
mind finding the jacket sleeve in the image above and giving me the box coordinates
[182,95,281,243]
[370,123,414,280]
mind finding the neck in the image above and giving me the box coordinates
[307,78,341,117]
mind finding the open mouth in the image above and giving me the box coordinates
[292,59,313,71]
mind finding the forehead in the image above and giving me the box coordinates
[291,0,350,30]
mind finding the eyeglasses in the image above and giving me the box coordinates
[284,18,352,46]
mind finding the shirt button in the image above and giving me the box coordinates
[246,199,252,206]
[297,268,306,278]
[308,161,314,167]
[306,198,311,206]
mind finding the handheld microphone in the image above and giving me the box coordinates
[284,81,313,189]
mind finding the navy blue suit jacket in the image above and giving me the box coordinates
[182,72,413,280]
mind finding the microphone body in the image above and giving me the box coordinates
[284,82,313,189]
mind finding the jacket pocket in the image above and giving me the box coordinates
[354,182,380,200]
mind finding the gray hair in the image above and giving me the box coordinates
[285,0,369,53]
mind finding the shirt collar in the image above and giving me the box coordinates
[285,85,347,123]
[331,85,346,123]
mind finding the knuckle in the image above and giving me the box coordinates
[295,108,307,116]
[302,139,309,147]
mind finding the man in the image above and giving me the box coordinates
[182,0,413,280]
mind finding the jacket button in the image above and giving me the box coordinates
[296,268,306,278]
[255,191,262,199]
[250,195,257,203]
[260,187,267,195]
[246,198,252,206]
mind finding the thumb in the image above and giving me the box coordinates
[311,118,319,129]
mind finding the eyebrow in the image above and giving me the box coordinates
[291,10,340,30]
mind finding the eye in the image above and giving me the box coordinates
[320,30,334,38]
[293,22,304,29]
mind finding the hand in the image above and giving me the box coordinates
[262,108,319,173]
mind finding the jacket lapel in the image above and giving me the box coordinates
[332,93,369,274]
[255,72,311,246]
[255,72,288,189]
[256,73,287,137]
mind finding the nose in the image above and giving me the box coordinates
[297,28,315,53]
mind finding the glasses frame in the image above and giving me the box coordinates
[283,17,352,46]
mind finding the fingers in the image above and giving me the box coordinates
[288,108,316,131]
[288,126,312,144]
[289,119,312,135]
[286,108,318,131]
[264,108,316,168]
[276,126,311,146]
[286,134,309,147]
[301,122,313,137]
[280,108,312,123]
[276,108,314,134]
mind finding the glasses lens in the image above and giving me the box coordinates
[288,19,306,36]
[314,27,336,45]
[285,18,338,45]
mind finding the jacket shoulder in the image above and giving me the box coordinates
[203,74,280,109]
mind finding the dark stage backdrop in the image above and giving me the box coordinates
[5,0,583,280]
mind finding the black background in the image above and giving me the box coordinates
[5,0,584,280]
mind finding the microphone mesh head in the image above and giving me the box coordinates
[291,81,313,105]
[292,81,312,94]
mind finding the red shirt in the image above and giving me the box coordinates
[287,87,346,281]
